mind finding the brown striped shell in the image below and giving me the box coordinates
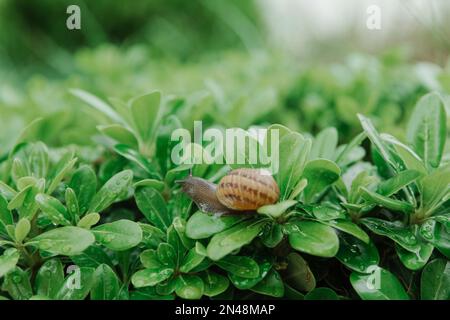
[216,168,280,211]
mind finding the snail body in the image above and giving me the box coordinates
[178,168,280,215]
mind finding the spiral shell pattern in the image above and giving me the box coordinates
[216,168,280,210]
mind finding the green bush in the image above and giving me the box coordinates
[0,88,448,300]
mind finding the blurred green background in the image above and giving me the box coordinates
[0,0,449,155]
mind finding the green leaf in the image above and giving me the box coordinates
[200,271,230,297]
[407,92,446,169]
[1,267,32,300]
[180,246,206,273]
[250,269,284,298]
[69,165,97,214]
[361,218,420,252]
[0,248,20,278]
[35,259,65,299]
[175,274,204,300]
[229,261,272,290]
[134,179,165,192]
[283,253,316,292]
[46,152,77,195]
[0,183,16,202]
[29,226,95,256]
[135,186,170,230]
[377,170,421,197]
[114,144,160,177]
[206,218,268,261]
[14,218,31,243]
[350,267,410,300]
[89,170,133,213]
[336,234,379,273]
[98,124,138,148]
[77,212,100,229]
[185,211,246,240]
[140,249,162,269]
[93,219,142,251]
[310,127,338,160]
[322,219,370,244]
[130,91,161,142]
[157,242,177,267]
[91,264,121,300]
[257,200,297,218]
[358,114,402,172]
[386,136,427,175]
[360,187,414,214]
[420,164,450,216]
[260,223,284,248]
[70,245,113,268]
[277,133,311,200]
[29,142,49,179]
[304,287,339,300]
[302,159,341,203]
[311,205,346,221]
[70,89,123,123]
[396,242,433,271]
[421,259,450,300]
[65,188,79,220]
[215,256,260,279]
[131,268,174,288]
[35,194,71,226]
[139,223,166,249]
[56,267,95,300]
[287,220,339,257]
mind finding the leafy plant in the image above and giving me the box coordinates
[0,86,448,300]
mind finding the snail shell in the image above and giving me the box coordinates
[177,168,279,215]
[216,168,279,210]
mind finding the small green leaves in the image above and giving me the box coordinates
[89,170,133,213]
[1,267,33,300]
[92,219,142,251]
[407,92,446,169]
[229,260,272,290]
[35,194,71,226]
[29,226,95,256]
[287,220,339,257]
[350,267,410,300]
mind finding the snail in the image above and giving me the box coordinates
[177,168,280,215]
